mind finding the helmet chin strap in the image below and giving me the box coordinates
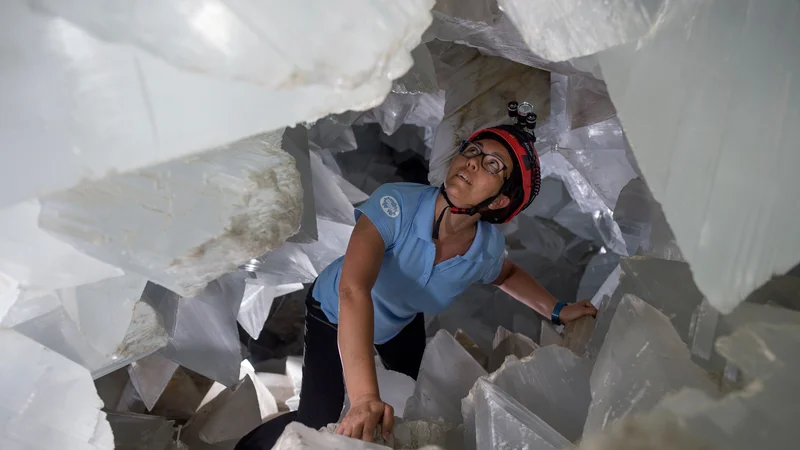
[432,185,499,240]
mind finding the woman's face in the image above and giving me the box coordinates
[444,138,514,210]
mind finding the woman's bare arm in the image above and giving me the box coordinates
[336,215,394,441]
[492,259,596,323]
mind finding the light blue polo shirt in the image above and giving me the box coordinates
[313,182,506,344]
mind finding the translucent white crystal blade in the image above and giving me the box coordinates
[197,376,270,444]
[240,359,281,421]
[310,151,358,226]
[585,257,706,358]
[540,151,628,256]
[540,321,563,347]
[252,243,317,287]
[95,300,169,379]
[0,329,114,450]
[284,356,304,412]
[1,1,434,206]
[39,130,302,297]
[59,274,147,355]
[427,0,594,75]
[585,294,718,435]
[404,330,488,425]
[585,314,800,450]
[455,329,489,369]
[35,0,435,90]
[9,281,166,379]
[144,274,246,387]
[0,200,123,292]
[488,326,538,373]
[237,278,278,340]
[282,125,318,244]
[300,219,354,274]
[487,346,592,442]
[668,321,800,449]
[0,272,20,322]
[255,372,294,413]
[376,366,416,419]
[596,0,800,312]
[474,379,575,450]
[498,0,667,61]
[613,178,683,261]
[128,352,180,412]
[577,252,621,303]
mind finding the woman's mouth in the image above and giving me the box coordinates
[456,172,471,185]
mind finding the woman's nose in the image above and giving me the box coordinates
[466,156,480,171]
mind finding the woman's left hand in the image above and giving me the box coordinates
[558,299,597,324]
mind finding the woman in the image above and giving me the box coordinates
[236,107,597,449]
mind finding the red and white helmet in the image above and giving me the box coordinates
[462,119,542,223]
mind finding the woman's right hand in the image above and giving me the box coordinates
[335,394,394,443]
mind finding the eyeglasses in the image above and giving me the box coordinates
[459,142,508,175]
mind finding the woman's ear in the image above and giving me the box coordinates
[489,194,511,211]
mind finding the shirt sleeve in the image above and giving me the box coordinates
[478,227,507,284]
[354,184,405,250]
[479,249,507,284]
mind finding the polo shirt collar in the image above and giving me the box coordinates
[413,186,489,262]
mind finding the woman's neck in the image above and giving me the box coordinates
[433,193,480,241]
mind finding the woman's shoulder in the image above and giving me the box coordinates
[374,182,435,197]
[478,221,507,261]
[370,182,436,208]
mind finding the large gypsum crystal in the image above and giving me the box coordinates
[179,362,278,448]
[472,378,575,450]
[404,330,488,425]
[579,308,800,450]
[425,0,598,76]
[143,273,247,387]
[282,125,318,244]
[0,200,124,295]
[576,251,621,303]
[584,294,718,436]
[240,141,360,289]
[613,178,683,261]
[481,346,592,442]
[487,326,538,373]
[556,117,639,210]
[584,256,706,358]
[393,44,441,95]
[0,329,114,450]
[5,276,168,379]
[38,130,303,297]
[195,375,278,444]
[591,0,800,313]
[659,320,800,450]
[0,273,18,322]
[1,0,435,207]
[687,279,800,374]
[7,274,148,356]
[237,278,304,340]
[127,352,180,412]
[563,74,617,130]
[35,0,434,92]
[497,0,669,62]
[539,150,628,256]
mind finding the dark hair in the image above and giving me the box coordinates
[470,131,525,223]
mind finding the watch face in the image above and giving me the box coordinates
[517,102,534,116]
